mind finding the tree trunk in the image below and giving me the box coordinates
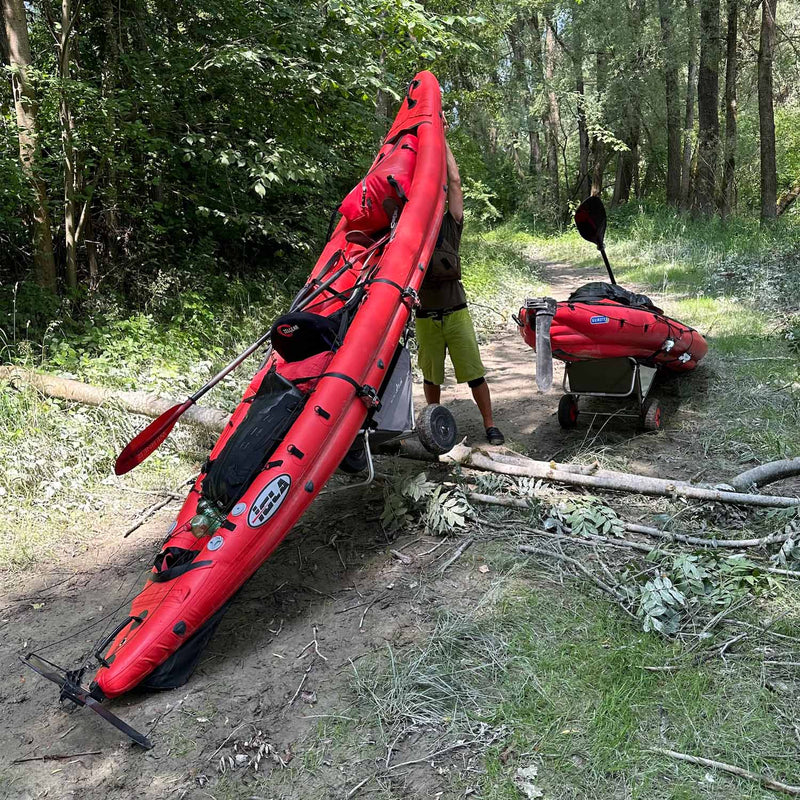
[659,0,682,205]
[2,0,58,292]
[611,0,645,207]
[758,0,778,222]
[527,14,546,178]
[574,44,590,199]
[0,367,230,432]
[543,13,561,211]
[694,0,721,215]
[680,0,699,208]
[591,52,609,196]
[60,0,79,291]
[720,0,738,217]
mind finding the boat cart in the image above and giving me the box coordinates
[329,343,457,491]
[558,356,661,431]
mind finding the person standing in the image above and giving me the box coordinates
[415,135,504,445]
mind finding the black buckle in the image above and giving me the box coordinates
[402,287,420,308]
[358,385,381,409]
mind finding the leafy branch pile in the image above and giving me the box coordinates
[383,470,800,646]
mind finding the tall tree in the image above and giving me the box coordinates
[693,0,721,215]
[720,0,738,217]
[611,0,645,206]
[2,0,57,291]
[573,24,590,200]
[591,51,609,196]
[542,12,561,211]
[758,0,778,222]
[659,0,682,205]
[680,0,699,208]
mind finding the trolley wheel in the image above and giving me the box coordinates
[557,394,579,429]
[417,404,458,455]
[339,436,368,473]
[641,398,663,431]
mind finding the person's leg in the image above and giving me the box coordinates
[415,316,446,405]
[423,380,441,405]
[444,309,504,444]
[468,377,493,428]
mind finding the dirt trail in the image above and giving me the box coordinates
[0,254,713,800]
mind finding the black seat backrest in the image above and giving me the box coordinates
[270,311,340,362]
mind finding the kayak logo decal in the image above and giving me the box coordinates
[248,474,292,527]
[590,315,609,325]
[277,324,299,337]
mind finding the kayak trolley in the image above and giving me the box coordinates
[558,356,661,431]
[331,344,457,490]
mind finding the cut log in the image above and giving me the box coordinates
[0,367,229,432]
[445,446,800,508]
[728,458,800,492]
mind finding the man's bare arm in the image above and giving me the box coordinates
[445,140,464,224]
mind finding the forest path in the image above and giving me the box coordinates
[1,250,714,800]
[445,248,606,460]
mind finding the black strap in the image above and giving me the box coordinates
[406,78,420,109]
[386,175,408,203]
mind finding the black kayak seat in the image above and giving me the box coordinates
[567,282,662,314]
[270,311,340,362]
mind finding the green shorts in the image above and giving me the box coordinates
[416,307,486,385]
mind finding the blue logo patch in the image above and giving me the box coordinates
[590,315,609,325]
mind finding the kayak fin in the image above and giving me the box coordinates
[20,653,153,750]
[526,297,557,392]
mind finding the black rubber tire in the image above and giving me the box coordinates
[557,394,579,429]
[417,404,458,455]
[339,436,368,473]
[641,397,663,431]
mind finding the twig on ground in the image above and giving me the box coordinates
[470,492,794,549]
[12,750,101,763]
[359,593,387,630]
[439,537,475,574]
[207,721,247,761]
[390,549,413,565]
[122,495,177,538]
[518,544,630,609]
[297,626,327,662]
[287,664,314,707]
[648,746,800,796]
[416,539,448,557]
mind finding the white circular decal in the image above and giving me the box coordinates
[231,502,247,517]
[207,535,224,551]
[248,474,292,527]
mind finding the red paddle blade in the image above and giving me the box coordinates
[114,400,194,475]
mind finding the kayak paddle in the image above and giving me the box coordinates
[114,330,273,475]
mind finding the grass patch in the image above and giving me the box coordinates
[349,577,800,799]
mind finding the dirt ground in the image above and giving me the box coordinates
[0,255,723,800]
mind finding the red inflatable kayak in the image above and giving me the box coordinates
[517,195,707,374]
[84,72,446,700]
[517,282,708,372]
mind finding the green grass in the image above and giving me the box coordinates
[348,578,800,800]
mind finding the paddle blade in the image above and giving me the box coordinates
[574,196,607,246]
[114,400,193,475]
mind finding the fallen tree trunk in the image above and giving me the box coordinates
[728,458,800,492]
[446,445,800,508]
[469,492,794,548]
[0,366,230,432]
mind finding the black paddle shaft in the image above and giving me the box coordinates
[598,246,616,285]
